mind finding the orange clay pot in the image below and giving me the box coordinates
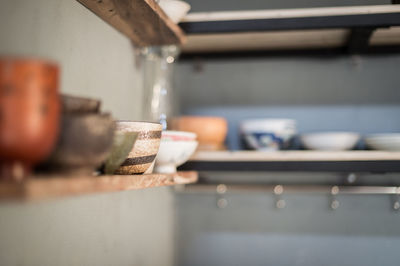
[171,116,228,150]
[0,57,60,181]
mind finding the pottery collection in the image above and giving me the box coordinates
[2,56,392,180]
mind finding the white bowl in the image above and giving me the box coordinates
[301,132,360,151]
[158,0,191,23]
[155,140,198,173]
[240,119,297,151]
[365,134,400,151]
[162,130,197,141]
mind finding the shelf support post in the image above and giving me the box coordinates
[347,27,376,54]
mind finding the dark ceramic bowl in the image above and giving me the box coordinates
[61,94,101,113]
[41,113,115,175]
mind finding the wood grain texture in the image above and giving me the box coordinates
[190,151,400,162]
[0,171,197,201]
[77,0,186,46]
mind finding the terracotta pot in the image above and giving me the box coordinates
[171,116,228,150]
[0,57,60,181]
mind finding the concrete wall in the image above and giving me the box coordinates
[0,0,173,265]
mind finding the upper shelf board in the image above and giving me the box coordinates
[180,5,400,34]
[77,0,186,46]
[179,5,400,53]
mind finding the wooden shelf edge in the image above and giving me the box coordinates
[77,0,186,46]
[0,171,197,201]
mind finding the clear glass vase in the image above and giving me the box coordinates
[140,45,179,130]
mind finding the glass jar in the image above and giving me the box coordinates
[140,45,179,130]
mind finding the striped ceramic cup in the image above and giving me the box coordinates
[115,121,162,174]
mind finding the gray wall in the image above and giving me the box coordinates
[178,55,400,107]
[0,0,173,265]
[0,189,173,266]
[175,185,400,266]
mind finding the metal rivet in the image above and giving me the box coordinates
[216,184,227,194]
[274,185,284,195]
[276,199,286,209]
[347,173,357,183]
[331,199,340,210]
[217,198,228,209]
[331,186,339,195]
[166,56,174,64]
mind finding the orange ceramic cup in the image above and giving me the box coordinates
[0,57,60,181]
[170,116,228,150]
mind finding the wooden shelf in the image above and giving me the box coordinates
[178,151,400,173]
[77,0,186,46]
[0,171,197,201]
[179,5,400,54]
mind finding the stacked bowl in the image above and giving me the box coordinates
[155,131,198,173]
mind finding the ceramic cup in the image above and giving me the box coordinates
[115,121,162,174]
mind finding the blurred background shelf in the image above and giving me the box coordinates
[77,0,186,46]
[179,5,400,56]
[179,151,400,173]
[0,171,198,201]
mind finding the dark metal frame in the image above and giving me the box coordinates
[179,11,400,56]
[347,27,376,54]
[179,45,400,60]
[179,160,400,173]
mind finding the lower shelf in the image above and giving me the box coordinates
[179,151,400,173]
[0,171,198,201]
